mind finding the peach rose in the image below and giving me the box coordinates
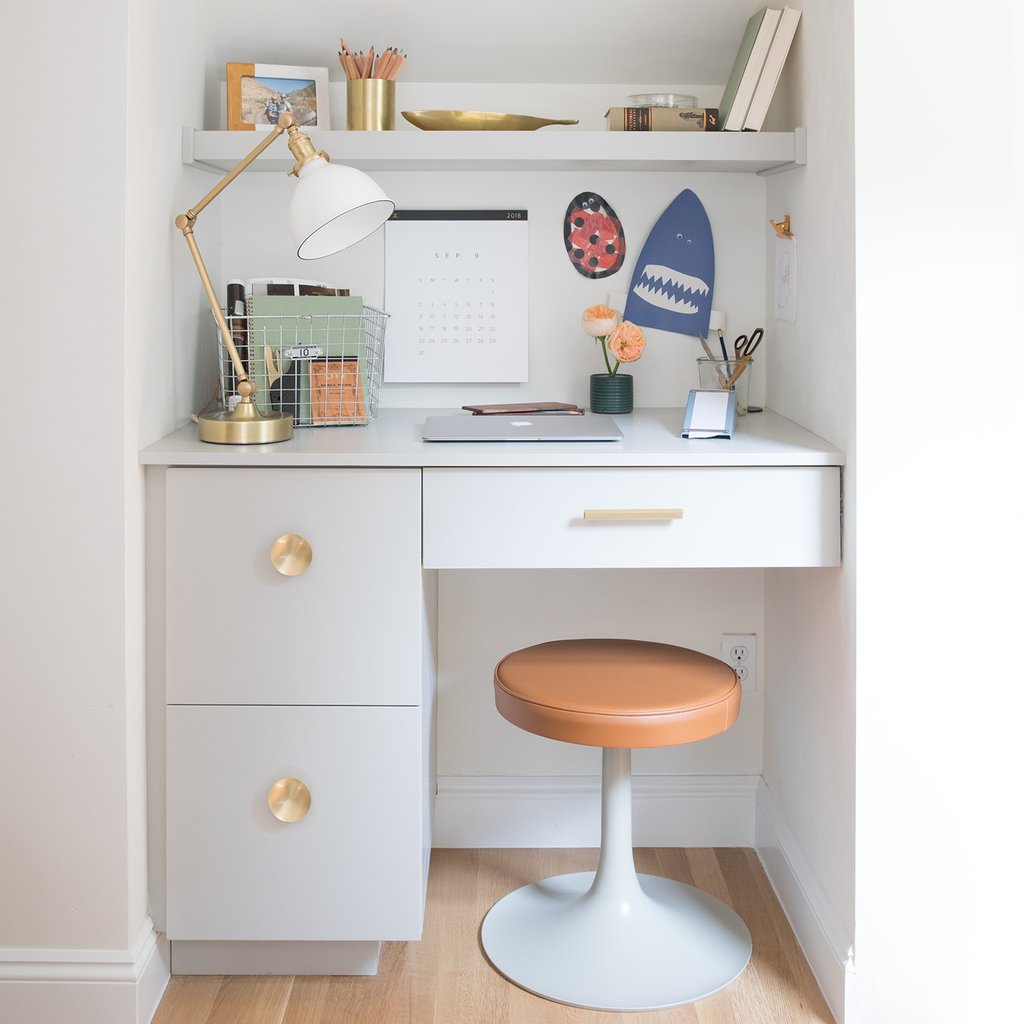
[607,321,646,363]
[581,304,620,338]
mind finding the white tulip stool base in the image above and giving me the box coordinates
[481,870,751,1011]
[480,751,752,1011]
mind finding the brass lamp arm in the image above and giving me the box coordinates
[182,122,288,223]
[174,121,290,394]
[173,112,342,444]
[176,223,249,390]
[173,114,328,399]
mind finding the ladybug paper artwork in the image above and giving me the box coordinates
[563,192,626,279]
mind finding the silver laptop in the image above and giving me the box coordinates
[421,413,623,442]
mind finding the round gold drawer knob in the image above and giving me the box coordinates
[270,533,312,576]
[267,777,312,823]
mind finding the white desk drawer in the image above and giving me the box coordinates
[166,705,425,941]
[423,467,840,568]
[166,468,422,705]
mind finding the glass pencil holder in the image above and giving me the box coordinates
[697,357,752,415]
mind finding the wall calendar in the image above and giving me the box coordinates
[383,210,529,383]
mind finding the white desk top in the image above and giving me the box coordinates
[140,408,844,469]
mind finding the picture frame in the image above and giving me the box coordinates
[680,389,738,439]
[227,63,330,132]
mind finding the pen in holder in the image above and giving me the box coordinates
[697,357,752,415]
[347,78,395,130]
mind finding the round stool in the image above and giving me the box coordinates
[480,638,751,1012]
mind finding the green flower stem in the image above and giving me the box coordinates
[599,335,614,375]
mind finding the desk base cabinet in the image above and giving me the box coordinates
[148,419,842,975]
[161,467,433,973]
[166,705,425,942]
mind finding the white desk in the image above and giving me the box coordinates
[142,407,843,975]
[141,407,843,470]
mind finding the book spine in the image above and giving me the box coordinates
[607,107,720,131]
[624,107,651,131]
[722,7,782,131]
[743,8,802,131]
[225,280,247,391]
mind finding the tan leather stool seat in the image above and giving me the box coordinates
[494,638,740,749]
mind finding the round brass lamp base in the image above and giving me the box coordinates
[197,407,294,445]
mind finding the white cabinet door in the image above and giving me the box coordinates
[166,705,425,941]
[166,468,422,705]
[423,467,840,568]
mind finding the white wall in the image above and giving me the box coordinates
[0,0,134,952]
[853,1,1022,1021]
[127,0,210,999]
[214,82,770,415]
[759,3,858,1014]
[0,0,205,1019]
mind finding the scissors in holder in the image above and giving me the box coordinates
[734,328,764,361]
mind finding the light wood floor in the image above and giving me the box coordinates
[153,848,834,1024]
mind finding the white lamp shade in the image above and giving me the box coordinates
[290,156,395,259]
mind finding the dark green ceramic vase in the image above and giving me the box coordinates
[590,373,633,414]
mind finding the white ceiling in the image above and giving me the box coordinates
[205,0,759,85]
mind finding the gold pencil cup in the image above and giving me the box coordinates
[347,79,395,130]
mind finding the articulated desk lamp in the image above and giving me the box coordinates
[175,113,394,444]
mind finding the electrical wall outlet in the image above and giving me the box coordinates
[721,633,758,691]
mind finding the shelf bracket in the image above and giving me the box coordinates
[757,126,807,177]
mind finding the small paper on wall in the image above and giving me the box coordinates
[774,235,797,323]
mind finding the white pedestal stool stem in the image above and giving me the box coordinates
[590,748,644,905]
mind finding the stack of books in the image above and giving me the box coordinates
[719,5,802,132]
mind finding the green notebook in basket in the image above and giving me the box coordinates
[245,294,364,422]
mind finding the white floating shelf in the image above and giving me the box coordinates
[183,127,806,176]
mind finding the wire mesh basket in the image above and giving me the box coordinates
[217,305,387,426]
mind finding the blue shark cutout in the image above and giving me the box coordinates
[623,189,714,339]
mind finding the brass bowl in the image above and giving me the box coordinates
[401,110,579,131]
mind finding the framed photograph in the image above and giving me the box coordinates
[227,63,330,132]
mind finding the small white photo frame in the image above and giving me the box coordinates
[227,63,330,131]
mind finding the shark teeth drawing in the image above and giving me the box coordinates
[631,263,709,315]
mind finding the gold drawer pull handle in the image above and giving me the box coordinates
[270,533,312,576]
[268,777,312,823]
[583,508,683,521]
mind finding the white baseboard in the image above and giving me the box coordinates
[434,774,759,848]
[755,783,854,1024]
[0,917,170,1024]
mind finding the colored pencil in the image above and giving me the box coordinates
[338,36,407,80]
